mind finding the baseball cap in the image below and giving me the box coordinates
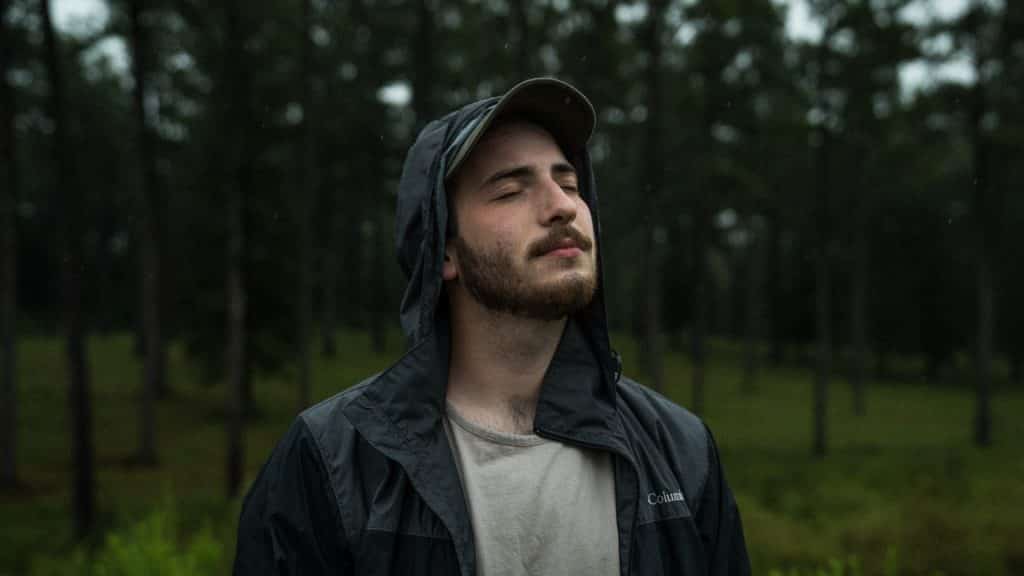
[444,77,597,179]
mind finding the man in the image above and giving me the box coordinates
[234,78,750,575]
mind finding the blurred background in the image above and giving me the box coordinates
[1,0,1022,574]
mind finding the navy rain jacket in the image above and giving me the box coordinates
[233,92,751,575]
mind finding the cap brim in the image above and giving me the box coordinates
[445,78,596,179]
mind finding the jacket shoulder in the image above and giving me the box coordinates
[234,381,373,573]
[615,376,708,445]
[615,376,713,505]
[298,374,377,438]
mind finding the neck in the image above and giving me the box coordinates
[446,291,567,434]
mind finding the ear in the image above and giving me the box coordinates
[442,242,458,281]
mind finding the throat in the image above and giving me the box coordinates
[506,395,536,434]
[448,394,538,436]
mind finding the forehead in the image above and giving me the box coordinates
[458,120,570,180]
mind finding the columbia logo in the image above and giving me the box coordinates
[647,490,684,506]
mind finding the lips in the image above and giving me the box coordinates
[545,238,581,254]
[544,246,583,258]
[529,227,593,259]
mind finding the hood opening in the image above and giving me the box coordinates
[393,82,619,385]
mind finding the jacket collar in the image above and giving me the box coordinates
[342,313,629,576]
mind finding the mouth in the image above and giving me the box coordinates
[542,240,583,258]
[530,229,593,259]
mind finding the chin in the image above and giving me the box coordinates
[537,274,596,299]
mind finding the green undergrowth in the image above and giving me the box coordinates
[28,496,228,576]
[2,331,1022,575]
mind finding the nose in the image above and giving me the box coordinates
[540,177,577,226]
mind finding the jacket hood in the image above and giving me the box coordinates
[394,88,620,385]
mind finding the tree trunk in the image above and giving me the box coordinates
[130,0,161,466]
[351,0,389,355]
[690,203,709,415]
[224,0,248,498]
[849,150,868,417]
[369,209,388,354]
[741,216,764,395]
[639,0,666,394]
[0,0,19,488]
[318,72,340,357]
[41,0,96,537]
[319,184,339,356]
[511,0,531,79]
[970,60,993,448]
[967,0,1003,447]
[411,0,436,129]
[689,134,715,412]
[766,207,784,366]
[812,125,831,459]
[341,203,363,329]
[294,0,315,411]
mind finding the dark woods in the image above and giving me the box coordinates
[1,0,1023,547]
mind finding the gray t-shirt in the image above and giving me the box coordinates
[444,403,620,576]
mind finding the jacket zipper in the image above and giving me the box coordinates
[534,426,641,575]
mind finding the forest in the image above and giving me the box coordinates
[1,0,1022,574]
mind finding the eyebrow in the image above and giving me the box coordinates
[482,162,578,188]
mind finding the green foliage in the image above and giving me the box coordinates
[767,551,956,576]
[768,556,862,576]
[3,333,1023,575]
[28,498,225,576]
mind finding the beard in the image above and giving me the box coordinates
[451,228,597,321]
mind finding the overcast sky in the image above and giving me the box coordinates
[51,0,978,104]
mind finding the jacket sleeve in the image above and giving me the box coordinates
[233,418,351,575]
[696,424,751,575]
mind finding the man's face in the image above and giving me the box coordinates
[443,120,597,321]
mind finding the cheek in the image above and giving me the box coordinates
[578,201,596,236]
[459,219,522,261]
[469,212,526,250]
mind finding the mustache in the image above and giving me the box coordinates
[528,226,594,258]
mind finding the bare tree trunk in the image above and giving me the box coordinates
[741,216,764,395]
[766,207,784,366]
[341,203,362,329]
[689,123,716,412]
[294,0,315,411]
[130,0,161,466]
[690,204,708,415]
[511,0,531,79]
[224,0,248,498]
[639,0,666,393]
[319,6,346,358]
[0,0,19,488]
[319,189,339,357]
[369,209,388,354]
[411,0,436,129]
[812,126,831,459]
[41,0,96,536]
[350,0,389,355]
[970,61,993,448]
[849,151,868,417]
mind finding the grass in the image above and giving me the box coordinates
[1,331,1021,575]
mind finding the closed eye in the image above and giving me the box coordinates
[494,190,522,201]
